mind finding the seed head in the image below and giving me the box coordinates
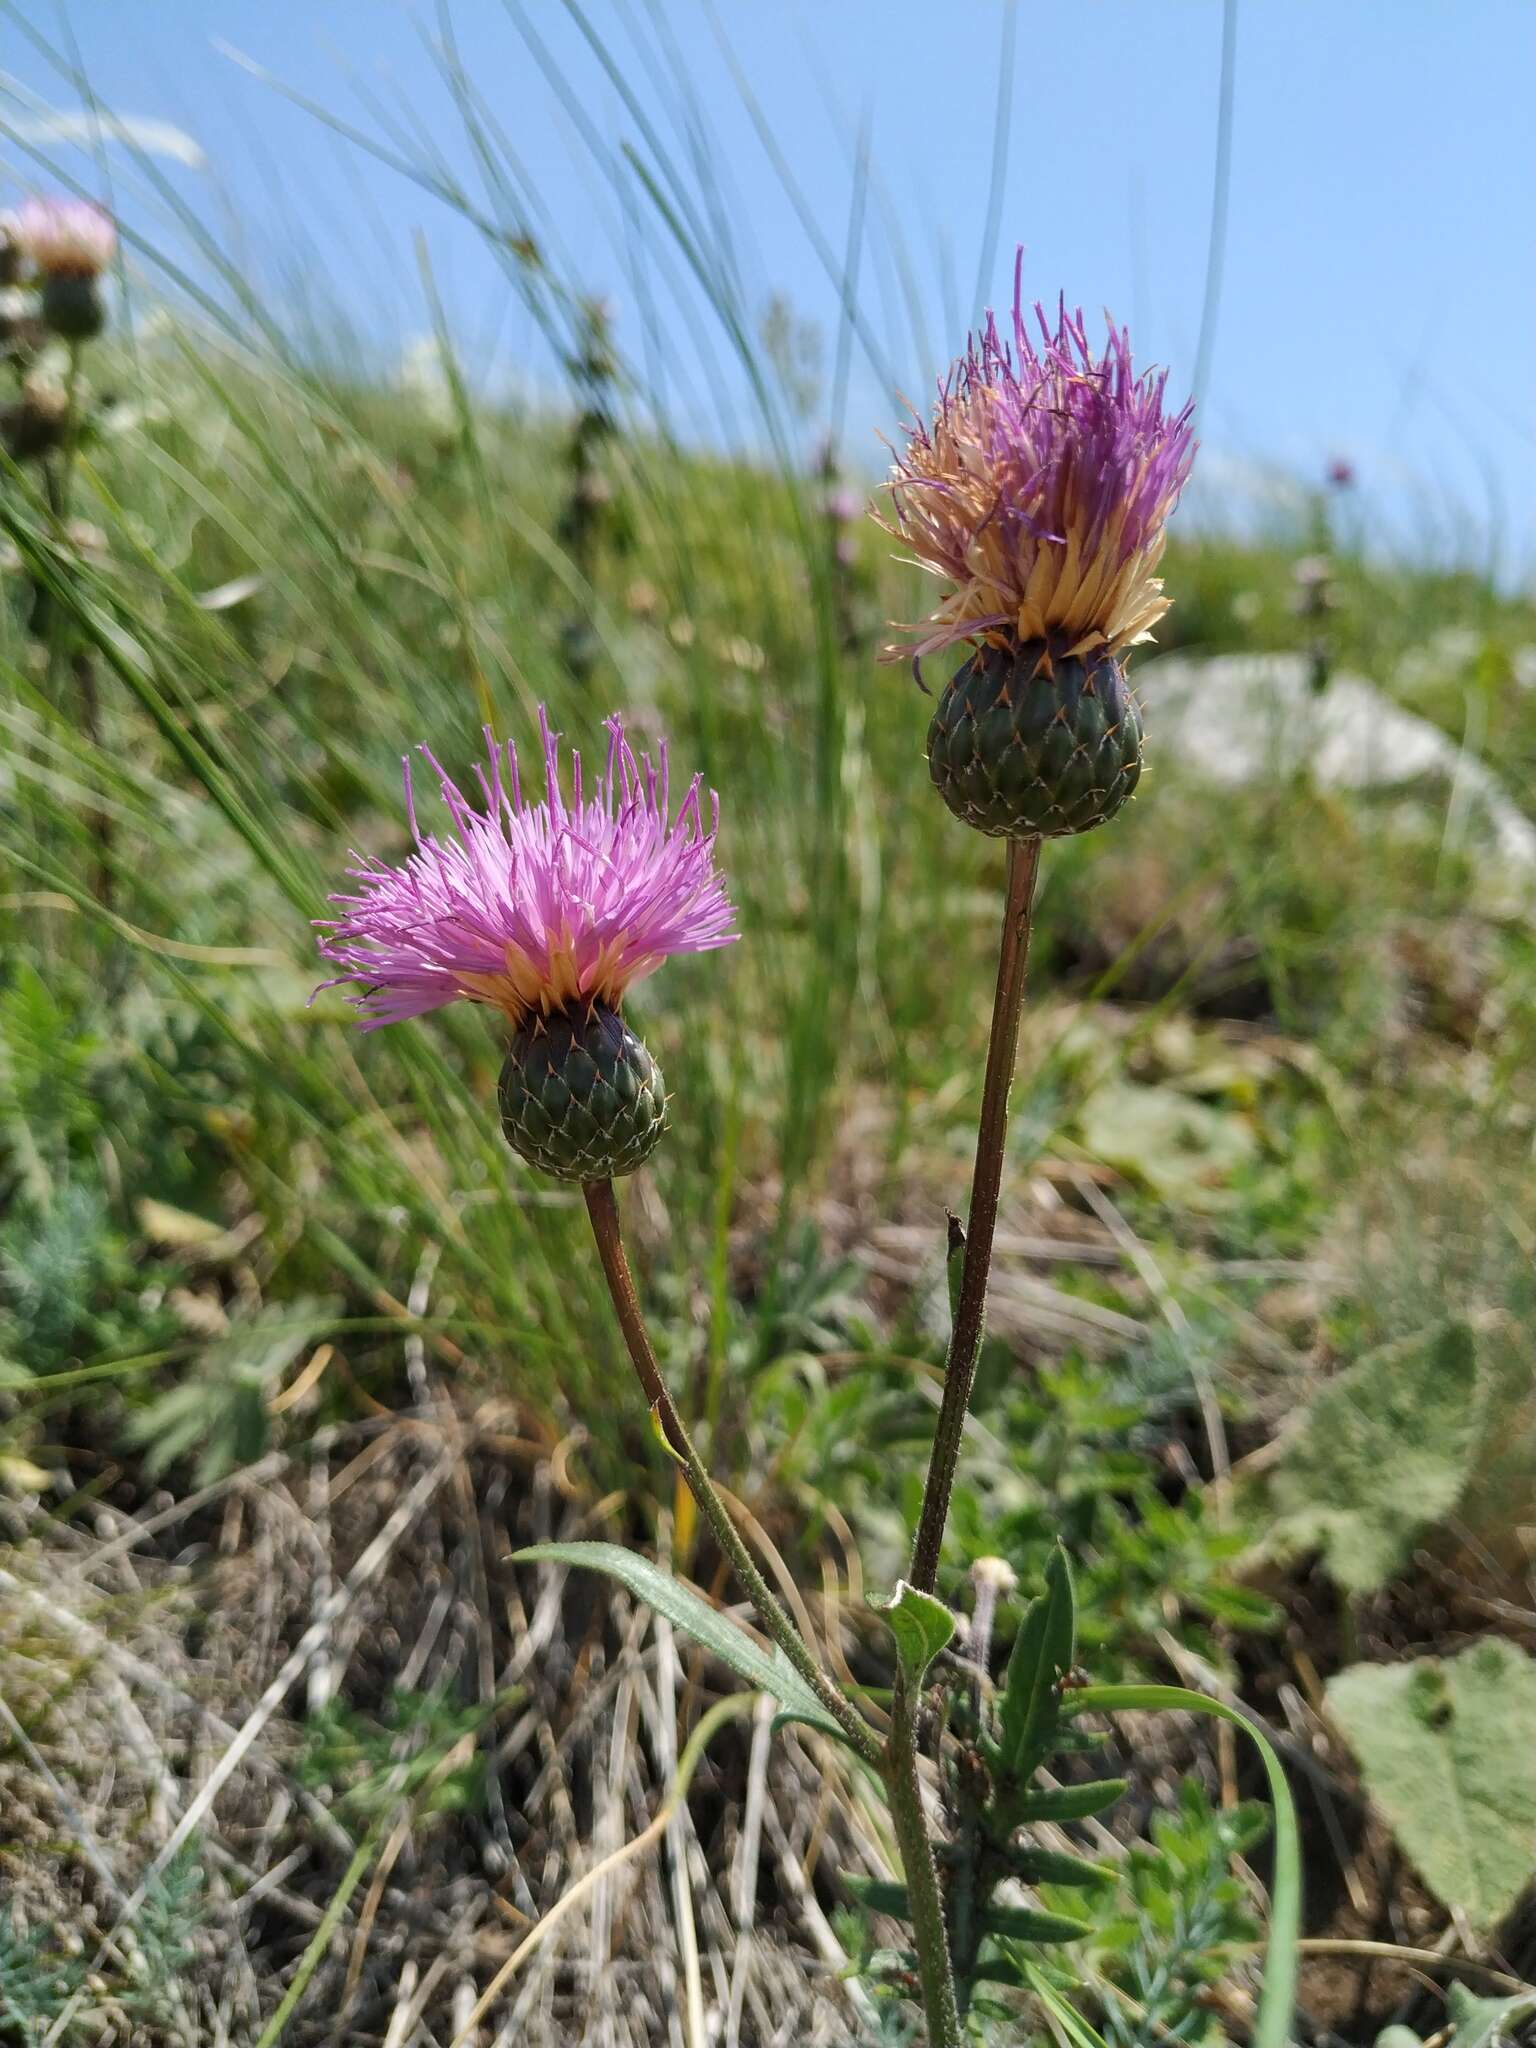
[878,251,1195,669]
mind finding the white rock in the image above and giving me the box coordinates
[1141,651,1536,891]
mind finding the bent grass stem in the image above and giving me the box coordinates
[581,1175,879,1766]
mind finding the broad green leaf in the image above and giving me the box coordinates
[978,1903,1092,1944]
[1062,1684,1301,2048]
[1326,1640,1536,1932]
[1000,1547,1076,1778]
[1258,1321,1478,1592]
[515,1541,837,1733]
[1444,1984,1536,2048]
[1074,1080,1255,1209]
[872,1579,955,1691]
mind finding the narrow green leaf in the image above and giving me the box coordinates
[1008,1778,1129,1824]
[1020,1959,1113,2048]
[767,1647,865,1747]
[1063,1683,1300,2048]
[945,1210,966,1328]
[515,1541,829,1726]
[872,1579,956,1690]
[1005,1846,1116,1889]
[1001,1546,1076,1778]
[839,1873,911,1919]
[978,1903,1092,1944]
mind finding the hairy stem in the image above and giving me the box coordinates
[885,1684,964,2048]
[909,834,1042,1596]
[581,1176,880,1764]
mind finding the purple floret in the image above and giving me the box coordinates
[878,250,1197,662]
[316,709,737,1030]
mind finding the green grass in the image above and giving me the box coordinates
[1,36,1535,2045]
[1,282,1533,1514]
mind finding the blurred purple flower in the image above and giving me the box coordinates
[11,196,116,279]
[1326,456,1356,489]
[316,710,737,1030]
[877,251,1195,663]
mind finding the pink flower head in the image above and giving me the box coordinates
[877,250,1196,666]
[12,196,116,280]
[316,710,737,1030]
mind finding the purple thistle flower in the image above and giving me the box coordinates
[877,250,1196,665]
[316,709,737,1031]
[11,196,116,280]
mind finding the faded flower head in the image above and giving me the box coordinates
[316,709,737,1032]
[12,196,117,280]
[878,252,1195,667]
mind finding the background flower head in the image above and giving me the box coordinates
[316,710,737,1030]
[877,251,1196,666]
[12,196,117,279]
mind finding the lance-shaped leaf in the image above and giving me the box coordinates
[1003,1778,1129,1826]
[979,1903,1093,1944]
[515,1541,843,1736]
[1003,1846,1116,1889]
[1000,1547,1077,1778]
[839,1874,913,1920]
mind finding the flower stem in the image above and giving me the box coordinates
[581,1176,880,1765]
[884,1690,965,2048]
[908,834,1042,1596]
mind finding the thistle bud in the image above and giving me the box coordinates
[499,1000,666,1181]
[41,275,106,342]
[927,636,1143,839]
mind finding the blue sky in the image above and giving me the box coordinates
[4,1,1534,573]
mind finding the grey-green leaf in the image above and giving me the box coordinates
[515,1541,830,1727]
[1258,1320,1479,1593]
[1326,1639,1536,1933]
[872,1579,956,1691]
